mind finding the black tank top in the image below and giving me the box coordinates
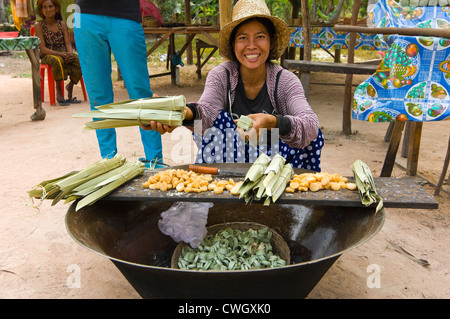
[230,72,291,136]
[231,75,274,120]
[76,0,141,23]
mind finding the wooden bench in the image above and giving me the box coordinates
[282,59,380,99]
[282,58,380,135]
[283,59,379,75]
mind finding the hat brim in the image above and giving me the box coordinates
[219,15,291,61]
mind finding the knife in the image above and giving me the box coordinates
[188,165,246,177]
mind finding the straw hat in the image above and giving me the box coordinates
[219,0,291,61]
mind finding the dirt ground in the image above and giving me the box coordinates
[0,53,448,299]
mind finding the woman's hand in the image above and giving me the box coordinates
[235,113,277,138]
[234,113,277,145]
[140,121,177,134]
[140,106,194,134]
[61,51,74,62]
[245,113,277,131]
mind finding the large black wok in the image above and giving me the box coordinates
[65,198,385,298]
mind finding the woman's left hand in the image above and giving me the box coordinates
[235,113,277,137]
[234,113,277,144]
[245,113,277,131]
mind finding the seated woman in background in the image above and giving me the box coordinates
[34,0,82,106]
[142,0,324,172]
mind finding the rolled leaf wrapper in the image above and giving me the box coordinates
[72,95,186,130]
[237,154,293,205]
[350,159,383,213]
[236,115,253,131]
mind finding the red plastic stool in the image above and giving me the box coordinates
[40,64,87,106]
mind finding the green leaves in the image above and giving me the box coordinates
[177,227,287,271]
[27,154,145,211]
[72,95,186,130]
[350,159,384,213]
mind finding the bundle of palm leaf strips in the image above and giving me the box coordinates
[72,95,186,130]
[27,154,144,211]
[237,153,294,205]
[350,159,384,213]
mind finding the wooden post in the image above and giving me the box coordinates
[184,0,193,65]
[219,0,232,29]
[288,0,300,60]
[434,134,450,196]
[401,121,411,158]
[342,0,361,135]
[169,33,176,85]
[380,120,406,177]
[300,0,311,98]
[406,121,423,176]
[300,0,311,62]
[334,48,341,63]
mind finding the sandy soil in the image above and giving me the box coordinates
[0,53,448,299]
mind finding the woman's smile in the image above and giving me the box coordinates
[245,53,261,62]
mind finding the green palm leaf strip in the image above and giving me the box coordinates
[27,154,144,211]
[75,160,144,211]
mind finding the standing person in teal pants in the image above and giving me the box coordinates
[73,0,163,167]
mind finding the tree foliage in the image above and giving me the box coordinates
[142,0,369,25]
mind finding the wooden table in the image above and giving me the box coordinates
[105,164,439,210]
[143,26,219,85]
[0,33,44,120]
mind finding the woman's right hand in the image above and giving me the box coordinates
[140,106,194,134]
[141,121,177,134]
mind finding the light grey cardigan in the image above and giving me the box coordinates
[191,60,320,149]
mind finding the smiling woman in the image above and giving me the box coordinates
[141,0,324,172]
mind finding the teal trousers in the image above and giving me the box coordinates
[74,13,163,161]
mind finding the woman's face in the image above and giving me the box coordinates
[41,0,58,19]
[233,19,271,71]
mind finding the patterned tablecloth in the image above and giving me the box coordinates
[289,25,389,51]
[0,35,40,51]
[353,0,450,122]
